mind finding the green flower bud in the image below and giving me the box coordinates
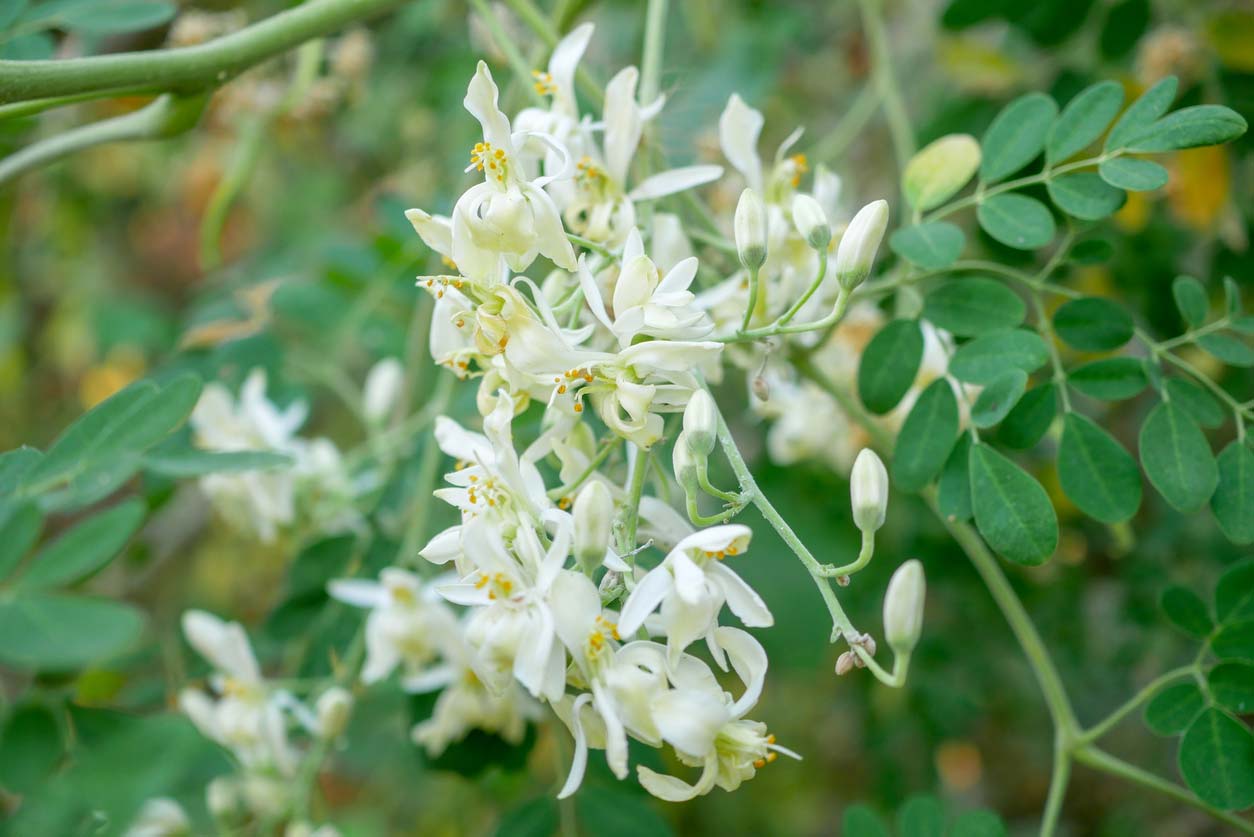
[673,434,700,495]
[850,448,888,533]
[835,199,889,291]
[734,188,768,270]
[315,686,354,739]
[884,559,925,657]
[573,480,614,573]
[683,390,718,457]
[791,193,831,251]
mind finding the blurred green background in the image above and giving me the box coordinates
[1,0,1252,834]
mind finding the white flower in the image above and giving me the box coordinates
[850,448,889,533]
[125,798,190,837]
[617,525,772,663]
[513,22,595,158]
[451,61,577,283]
[363,356,404,421]
[179,610,298,775]
[578,229,713,347]
[637,627,798,801]
[328,568,461,686]
[718,93,807,202]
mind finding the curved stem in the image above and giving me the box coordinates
[740,265,762,333]
[775,254,828,327]
[819,529,875,578]
[0,0,404,104]
[855,0,914,172]
[1075,665,1197,746]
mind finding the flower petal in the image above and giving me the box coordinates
[708,561,773,628]
[617,565,672,637]
[627,165,724,202]
[718,94,764,193]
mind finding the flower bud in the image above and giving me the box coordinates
[835,651,856,676]
[751,374,770,403]
[883,559,925,657]
[682,390,718,457]
[315,686,354,739]
[734,188,767,270]
[573,481,614,573]
[850,448,888,533]
[207,778,241,822]
[791,193,830,251]
[835,199,889,291]
[673,435,700,494]
[363,357,403,422]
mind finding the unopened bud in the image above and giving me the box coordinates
[884,559,925,657]
[734,188,767,270]
[835,651,857,675]
[850,448,888,533]
[673,436,700,494]
[315,687,354,739]
[573,481,614,573]
[791,193,830,251]
[363,357,403,422]
[683,390,718,457]
[835,199,889,291]
[751,374,770,402]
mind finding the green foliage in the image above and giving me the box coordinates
[1066,358,1147,401]
[997,384,1057,449]
[948,329,1049,385]
[969,443,1058,566]
[1046,80,1124,164]
[922,278,1026,336]
[1179,708,1254,810]
[858,319,925,415]
[1160,586,1213,639]
[890,222,965,270]
[1057,412,1141,524]
[1046,172,1126,220]
[979,92,1058,183]
[903,134,981,211]
[970,370,1027,428]
[976,194,1055,250]
[1052,297,1133,351]
[892,379,959,491]
[17,499,144,590]
[1097,157,1168,191]
[1209,663,1254,715]
[0,592,144,670]
[1144,682,1205,735]
[1212,443,1254,545]
[1138,402,1218,513]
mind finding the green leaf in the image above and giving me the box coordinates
[1213,442,1254,545]
[1126,105,1249,153]
[0,703,63,795]
[1144,681,1205,735]
[998,383,1057,449]
[977,194,1056,250]
[903,134,981,210]
[1172,275,1209,328]
[938,433,974,522]
[893,379,960,492]
[0,0,29,31]
[922,277,1026,337]
[1106,76,1178,150]
[19,500,145,590]
[1068,357,1148,400]
[1209,662,1254,715]
[1046,172,1126,220]
[858,320,925,415]
[1072,238,1114,264]
[1058,412,1142,523]
[143,449,293,478]
[93,375,203,456]
[842,805,889,837]
[980,92,1058,183]
[1179,708,1254,810]
[1213,621,1254,661]
[969,443,1059,566]
[1098,157,1169,191]
[948,810,1006,837]
[1197,333,1254,367]
[1224,277,1243,317]
[949,329,1049,385]
[1216,561,1254,624]
[1046,80,1124,164]
[496,798,558,837]
[0,501,42,581]
[58,1,177,35]
[1160,586,1213,639]
[1052,296,1134,351]
[0,447,42,495]
[971,370,1028,428]
[897,794,944,837]
[890,222,965,270]
[1164,378,1225,429]
[1139,402,1218,513]
[0,593,144,670]
[573,786,676,837]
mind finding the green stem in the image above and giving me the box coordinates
[856,0,915,173]
[726,286,851,344]
[0,91,208,187]
[470,0,546,107]
[819,528,875,578]
[740,265,762,333]
[925,154,1117,223]
[810,84,879,164]
[1075,665,1197,746]
[0,86,160,120]
[547,437,622,501]
[616,446,651,578]
[0,0,404,104]
[775,253,828,327]
[1073,746,1254,835]
[638,0,668,107]
[1041,728,1072,837]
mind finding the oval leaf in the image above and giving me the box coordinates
[1067,357,1147,401]
[922,278,1026,337]
[1179,708,1254,810]
[889,222,965,270]
[0,593,145,671]
[998,383,1058,449]
[1144,681,1205,735]
[1098,157,1169,191]
[1197,333,1254,368]
[1213,442,1254,545]
[980,92,1058,183]
[1216,561,1254,625]
[1139,402,1218,513]
[1164,377,1225,429]
[858,319,925,415]
[971,370,1028,429]
[969,443,1059,565]
[903,134,981,211]
[19,500,145,590]
[1053,296,1134,351]
[1161,586,1213,639]
[1172,275,1209,328]
[1058,412,1142,523]
[1106,76,1178,150]
[1209,662,1254,715]
[1046,172,1126,220]
[893,379,960,492]
[937,433,974,522]
[1047,81,1124,164]
[949,329,1049,385]
[977,193,1056,250]
[1126,105,1249,153]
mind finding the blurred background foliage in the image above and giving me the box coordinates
[0,0,1252,834]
